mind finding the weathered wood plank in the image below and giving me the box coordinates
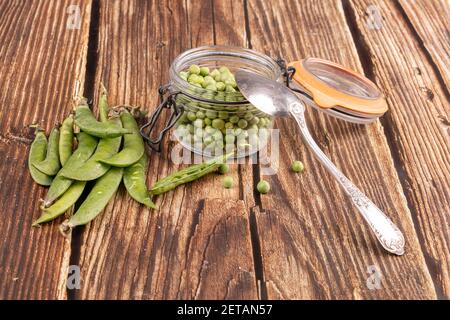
[247,0,436,299]
[75,0,258,299]
[0,0,91,299]
[349,0,450,299]
[399,0,450,92]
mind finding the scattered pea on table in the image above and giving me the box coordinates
[222,176,233,189]
[291,160,305,173]
[257,180,270,194]
[219,163,230,174]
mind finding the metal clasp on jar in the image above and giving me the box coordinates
[139,85,184,152]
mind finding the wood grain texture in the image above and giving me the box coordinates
[247,0,436,299]
[0,0,91,299]
[399,0,450,92]
[349,0,450,299]
[75,0,258,299]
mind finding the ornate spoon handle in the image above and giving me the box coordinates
[291,111,405,255]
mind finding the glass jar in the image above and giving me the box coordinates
[168,46,282,158]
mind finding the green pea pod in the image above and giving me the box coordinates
[33,126,61,176]
[150,153,231,195]
[59,115,74,166]
[32,181,86,226]
[99,84,109,122]
[44,132,98,207]
[99,110,144,167]
[74,99,131,138]
[28,130,53,186]
[61,91,122,181]
[123,153,157,209]
[62,167,123,229]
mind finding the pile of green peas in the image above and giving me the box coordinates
[175,64,273,157]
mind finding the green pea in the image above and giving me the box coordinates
[195,111,205,119]
[219,66,230,73]
[189,64,201,74]
[187,111,197,121]
[28,130,53,186]
[204,118,212,126]
[210,69,220,78]
[244,112,254,121]
[249,116,260,125]
[204,76,214,83]
[216,82,226,91]
[99,111,144,168]
[187,124,195,134]
[123,153,157,209]
[224,122,234,129]
[218,111,229,119]
[222,176,233,189]
[188,73,198,83]
[212,118,225,130]
[205,83,217,91]
[225,79,237,88]
[237,119,248,129]
[193,119,204,128]
[206,110,218,119]
[219,164,230,174]
[291,160,304,173]
[200,66,210,76]
[179,71,189,80]
[257,180,270,194]
[214,74,222,82]
[204,135,214,145]
[195,76,205,86]
[225,85,236,93]
[229,115,239,123]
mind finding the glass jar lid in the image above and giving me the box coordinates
[289,58,388,118]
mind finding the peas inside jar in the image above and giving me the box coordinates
[173,64,273,158]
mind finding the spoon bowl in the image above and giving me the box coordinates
[236,70,405,255]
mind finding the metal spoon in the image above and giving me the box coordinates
[236,70,405,255]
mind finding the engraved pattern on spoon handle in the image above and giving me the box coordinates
[291,111,405,255]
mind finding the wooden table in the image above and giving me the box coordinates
[0,0,448,300]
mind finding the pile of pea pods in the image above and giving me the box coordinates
[28,87,157,232]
